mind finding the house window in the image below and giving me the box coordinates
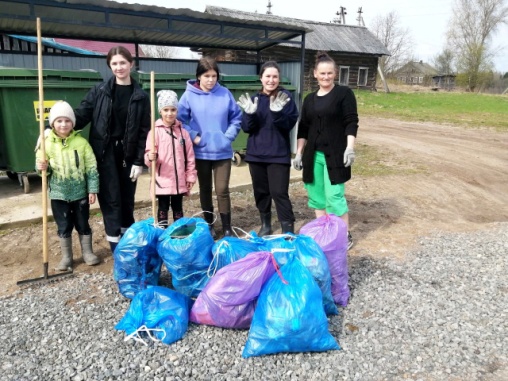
[419,77,423,84]
[358,67,368,86]
[339,66,349,86]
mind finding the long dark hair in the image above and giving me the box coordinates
[196,56,220,78]
[106,46,133,68]
[259,60,283,96]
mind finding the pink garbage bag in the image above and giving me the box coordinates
[300,214,350,306]
[190,251,278,329]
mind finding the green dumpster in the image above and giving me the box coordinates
[133,72,192,117]
[0,68,102,193]
[220,74,296,166]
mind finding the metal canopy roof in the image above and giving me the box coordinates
[0,0,309,51]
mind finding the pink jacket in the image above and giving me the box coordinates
[144,119,197,195]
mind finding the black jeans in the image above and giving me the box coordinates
[51,198,91,238]
[97,140,137,241]
[248,162,295,222]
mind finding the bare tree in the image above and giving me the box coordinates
[433,48,456,74]
[447,0,508,92]
[141,45,179,58]
[370,11,414,75]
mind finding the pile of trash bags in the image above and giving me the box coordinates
[114,214,349,357]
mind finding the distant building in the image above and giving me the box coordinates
[431,74,456,90]
[199,6,390,91]
[394,61,438,86]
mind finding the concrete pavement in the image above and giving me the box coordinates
[0,164,303,229]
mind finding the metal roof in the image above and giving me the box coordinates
[206,6,390,56]
[9,35,104,55]
[0,0,309,51]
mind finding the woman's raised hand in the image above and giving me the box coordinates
[269,92,290,112]
[237,93,258,114]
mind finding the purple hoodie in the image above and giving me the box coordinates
[177,80,242,161]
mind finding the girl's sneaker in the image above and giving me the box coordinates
[347,231,353,250]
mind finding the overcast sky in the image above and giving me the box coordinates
[118,0,508,72]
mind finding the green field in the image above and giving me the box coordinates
[354,91,508,131]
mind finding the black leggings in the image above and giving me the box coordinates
[157,194,184,224]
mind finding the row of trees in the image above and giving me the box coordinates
[371,0,508,92]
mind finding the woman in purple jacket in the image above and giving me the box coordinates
[237,61,299,235]
[178,57,242,238]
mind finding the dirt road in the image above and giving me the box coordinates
[1,117,507,296]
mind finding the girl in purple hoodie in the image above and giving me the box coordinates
[178,57,242,238]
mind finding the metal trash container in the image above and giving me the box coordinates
[0,68,102,193]
[220,74,296,166]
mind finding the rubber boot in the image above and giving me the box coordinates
[258,212,273,237]
[158,209,169,229]
[280,221,295,234]
[203,206,217,240]
[109,241,118,254]
[220,213,232,237]
[57,237,73,271]
[79,234,100,266]
[173,210,184,223]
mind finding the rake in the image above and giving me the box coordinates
[17,18,73,286]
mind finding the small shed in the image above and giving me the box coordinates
[201,6,390,91]
[432,74,456,91]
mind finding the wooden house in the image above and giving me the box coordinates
[200,6,390,91]
[394,61,438,86]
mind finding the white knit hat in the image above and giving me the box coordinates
[157,90,179,112]
[49,101,76,127]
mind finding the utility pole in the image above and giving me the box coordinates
[356,7,365,26]
[333,6,347,24]
[266,0,273,15]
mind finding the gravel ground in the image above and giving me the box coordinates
[1,223,507,381]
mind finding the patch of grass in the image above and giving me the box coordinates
[354,91,508,131]
[353,144,427,177]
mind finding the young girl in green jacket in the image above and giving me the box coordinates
[36,101,100,270]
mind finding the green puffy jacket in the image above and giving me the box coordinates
[36,130,99,201]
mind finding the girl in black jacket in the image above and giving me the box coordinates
[294,51,358,250]
[74,46,151,253]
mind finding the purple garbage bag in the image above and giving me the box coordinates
[300,214,350,306]
[190,251,278,329]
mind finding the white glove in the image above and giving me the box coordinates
[292,153,303,171]
[129,165,143,182]
[237,93,258,114]
[34,128,51,152]
[270,92,290,112]
[343,148,355,167]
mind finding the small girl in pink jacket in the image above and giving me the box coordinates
[145,90,197,227]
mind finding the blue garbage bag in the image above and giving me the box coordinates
[263,233,338,315]
[113,218,164,299]
[242,255,340,358]
[208,236,265,276]
[157,217,214,298]
[115,286,193,345]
